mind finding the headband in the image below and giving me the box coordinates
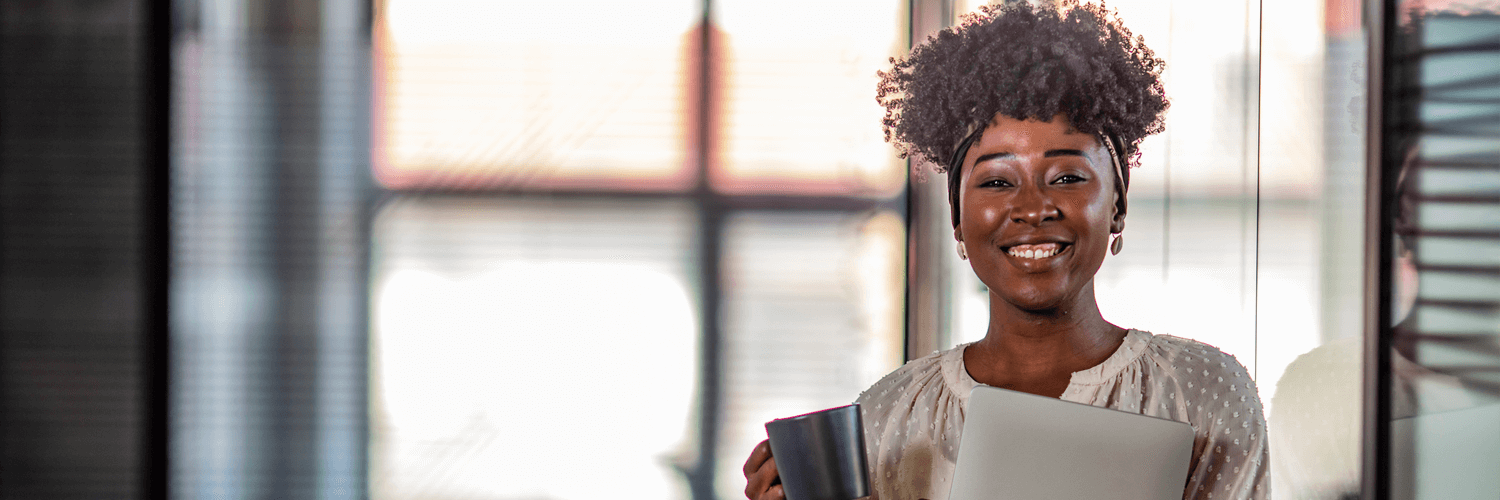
[1099,133,1127,194]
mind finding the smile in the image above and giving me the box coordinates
[1005,242,1068,260]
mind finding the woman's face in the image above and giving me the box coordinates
[955,113,1123,313]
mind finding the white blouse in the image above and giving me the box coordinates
[855,329,1269,500]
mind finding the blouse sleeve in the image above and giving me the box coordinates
[854,389,884,500]
[1181,349,1270,500]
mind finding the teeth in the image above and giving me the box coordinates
[1007,243,1062,259]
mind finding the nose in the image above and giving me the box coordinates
[1010,184,1060,225]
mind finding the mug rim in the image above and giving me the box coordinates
[767,403,860,426]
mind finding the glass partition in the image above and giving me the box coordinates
[1380,5,1500,498]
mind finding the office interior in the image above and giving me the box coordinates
[0,0,1496,498]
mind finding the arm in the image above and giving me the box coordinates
[1182,354,1270,500]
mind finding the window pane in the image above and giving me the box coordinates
[369,197,699,500]
[375,1,698,191]
[711,0,907,197]
[715,210,905,499]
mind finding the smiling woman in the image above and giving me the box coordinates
[742,2,1269,500]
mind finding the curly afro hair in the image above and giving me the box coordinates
[877,0,1168,225]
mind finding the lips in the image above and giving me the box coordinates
[1003,242,1069,260]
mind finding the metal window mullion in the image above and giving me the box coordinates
[904,0,956,362]
[688,0,723,499]
[1361,0,1395,498]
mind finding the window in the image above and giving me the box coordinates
[369,2,907,498]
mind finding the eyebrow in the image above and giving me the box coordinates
[973,149,1089,164]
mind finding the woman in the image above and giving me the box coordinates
[743,2,1268,499]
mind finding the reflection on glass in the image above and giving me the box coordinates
[1257,0,1372,497]
[712,0,907,196]
[714,210,905,500]
[369,198,699,500]
[1384,7,1500,499]
[374,0,698,191]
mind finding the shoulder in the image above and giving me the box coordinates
[1145,333,1257,389]
[855,345,971,500]
[856,345,955,407]
[1136,332,1263,425]
[1142,335,1269,498]
[855,343,973,431]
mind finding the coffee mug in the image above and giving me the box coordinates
[764,403,869,500]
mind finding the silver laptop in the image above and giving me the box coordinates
[947,385,1194,500]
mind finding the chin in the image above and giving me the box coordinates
[993,287,1074,313]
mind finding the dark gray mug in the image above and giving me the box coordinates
[764,403,869,500]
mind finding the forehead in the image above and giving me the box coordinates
[973,114,1100,152]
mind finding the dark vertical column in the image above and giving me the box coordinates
[684,3,725,498]
[315,1,375,496]
[1375,7,1500,499]
[1361,0,1394,497]
[259,2,325,498]
[143,0,172,498]
[690,207,726,500]
[0,1,150,498]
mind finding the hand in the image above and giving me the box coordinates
[742,439,784,500]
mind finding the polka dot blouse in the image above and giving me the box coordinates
[855,329,1269,500]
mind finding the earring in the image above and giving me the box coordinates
[957,242,968,260]
[1110,233,1124,255]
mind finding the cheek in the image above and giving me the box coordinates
[963,196,1007,230]
[1079,190,1117,227]
[1063,193,1117,257]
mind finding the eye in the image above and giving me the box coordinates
[1053,174,1086,184]
[979,178,1013,188]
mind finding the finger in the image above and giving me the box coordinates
[744,455,779,499]
[743,439,773,477]
[761,455,778,483]
[765,483,785,500]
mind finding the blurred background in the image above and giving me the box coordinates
[1,0,1496,499]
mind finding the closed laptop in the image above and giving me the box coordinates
[947,385,1194,500]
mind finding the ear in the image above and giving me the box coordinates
[1110,192,1128,234]
[953,226,964,242]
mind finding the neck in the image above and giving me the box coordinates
[967,284,1126,384]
